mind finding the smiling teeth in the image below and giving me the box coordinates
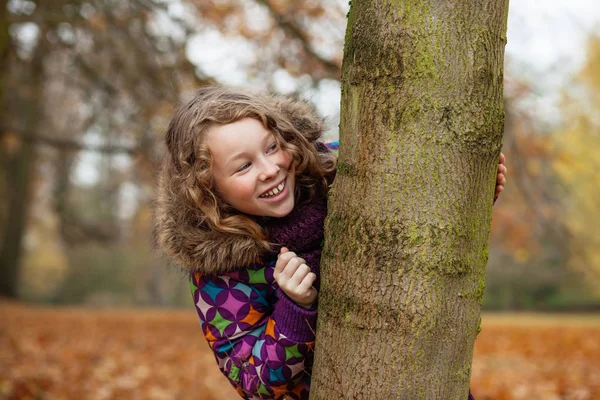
[260,181,285,198]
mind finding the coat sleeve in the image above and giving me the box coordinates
[323,141,339,155]
[190,271,316,399]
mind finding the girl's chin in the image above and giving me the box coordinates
[266,200,294,218]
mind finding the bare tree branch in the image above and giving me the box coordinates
[73,53,120,96]
[255,0,340,79]
[2,127,140,155]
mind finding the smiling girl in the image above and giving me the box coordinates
[153,86,506,399]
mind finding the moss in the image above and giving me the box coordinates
[438,258,469,275]
[412,39,437,81]
[342,0,358,60]
[456,364,471,380]
[336,160,358,177]
[474,271,487,302]
[408,222,424,246]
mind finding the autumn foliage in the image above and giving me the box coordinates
[1,301,599,400]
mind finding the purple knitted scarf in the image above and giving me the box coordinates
[259,195,328,290]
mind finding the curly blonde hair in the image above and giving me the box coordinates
[159,86,336,248]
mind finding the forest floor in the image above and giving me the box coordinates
[1,300,599,400]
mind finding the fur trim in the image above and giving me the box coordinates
[152,170,266,275]
[274,95,325,142]
[153,94,326,275]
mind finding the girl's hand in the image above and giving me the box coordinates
[274,247,317,309]
[495,152,507,199]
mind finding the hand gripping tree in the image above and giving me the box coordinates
[310,1,510,399]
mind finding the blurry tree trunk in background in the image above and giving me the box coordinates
[0,0,9,296]
[311,1,509,399]
[0,141,35,298]
[0,0,7,107]
[0,25,45,298]
[0,0,9,237]
[0,1,206,301]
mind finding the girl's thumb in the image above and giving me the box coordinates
[280,247,288,254]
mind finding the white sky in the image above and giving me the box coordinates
[505,0,600,123]
[507,0,600,72]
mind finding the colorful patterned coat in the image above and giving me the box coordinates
[153,93,334,399]
[190,259,317,399]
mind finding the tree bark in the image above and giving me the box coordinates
[311,1,509,399]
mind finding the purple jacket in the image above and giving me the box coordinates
[191,262,316,399]
[189,195,327,399]
[153,94,332,399]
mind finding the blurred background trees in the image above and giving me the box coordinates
[0,0,598,310]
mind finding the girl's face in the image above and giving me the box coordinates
[206,117,296,218]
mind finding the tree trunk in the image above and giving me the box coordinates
[0,0,9,241]
[0,0,20,298]
[311,1,509,399]
[0,19,45,298]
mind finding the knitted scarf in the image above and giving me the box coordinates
[259,195,328,290]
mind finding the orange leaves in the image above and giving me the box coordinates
[471,314,600,400]
[2,302,599,400]
[0,301,239,400]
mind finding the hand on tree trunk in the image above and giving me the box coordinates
[495,152,507,199]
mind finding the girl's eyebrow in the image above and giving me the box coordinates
[225,152,248,167]
[223,133,273,167]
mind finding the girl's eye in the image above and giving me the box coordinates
[267,143,278,153]
[236,163,251,173]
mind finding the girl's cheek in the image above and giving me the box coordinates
[238,176,257,197]
[283,151,294,169]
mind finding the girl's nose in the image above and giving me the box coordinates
[258,158,280,181]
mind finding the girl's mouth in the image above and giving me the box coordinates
[259,178,287,200]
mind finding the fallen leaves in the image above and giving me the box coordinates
[1,302,598,399]
[472,314,600,400]
[0,301,239,400]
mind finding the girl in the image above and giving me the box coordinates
[154,86,507,400]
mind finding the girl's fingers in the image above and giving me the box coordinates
[289,263,311,286]
[279,257,305,280]
[298,272,317,293]
[274,258,284,278]
[497,173,506,185]
[499,152,505,164]
[497,173,506,186]
[495,185,504,197]
[274,250,296,278]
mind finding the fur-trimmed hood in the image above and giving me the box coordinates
[153,92,327,276]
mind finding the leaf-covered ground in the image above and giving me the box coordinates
[1,301,598,399]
